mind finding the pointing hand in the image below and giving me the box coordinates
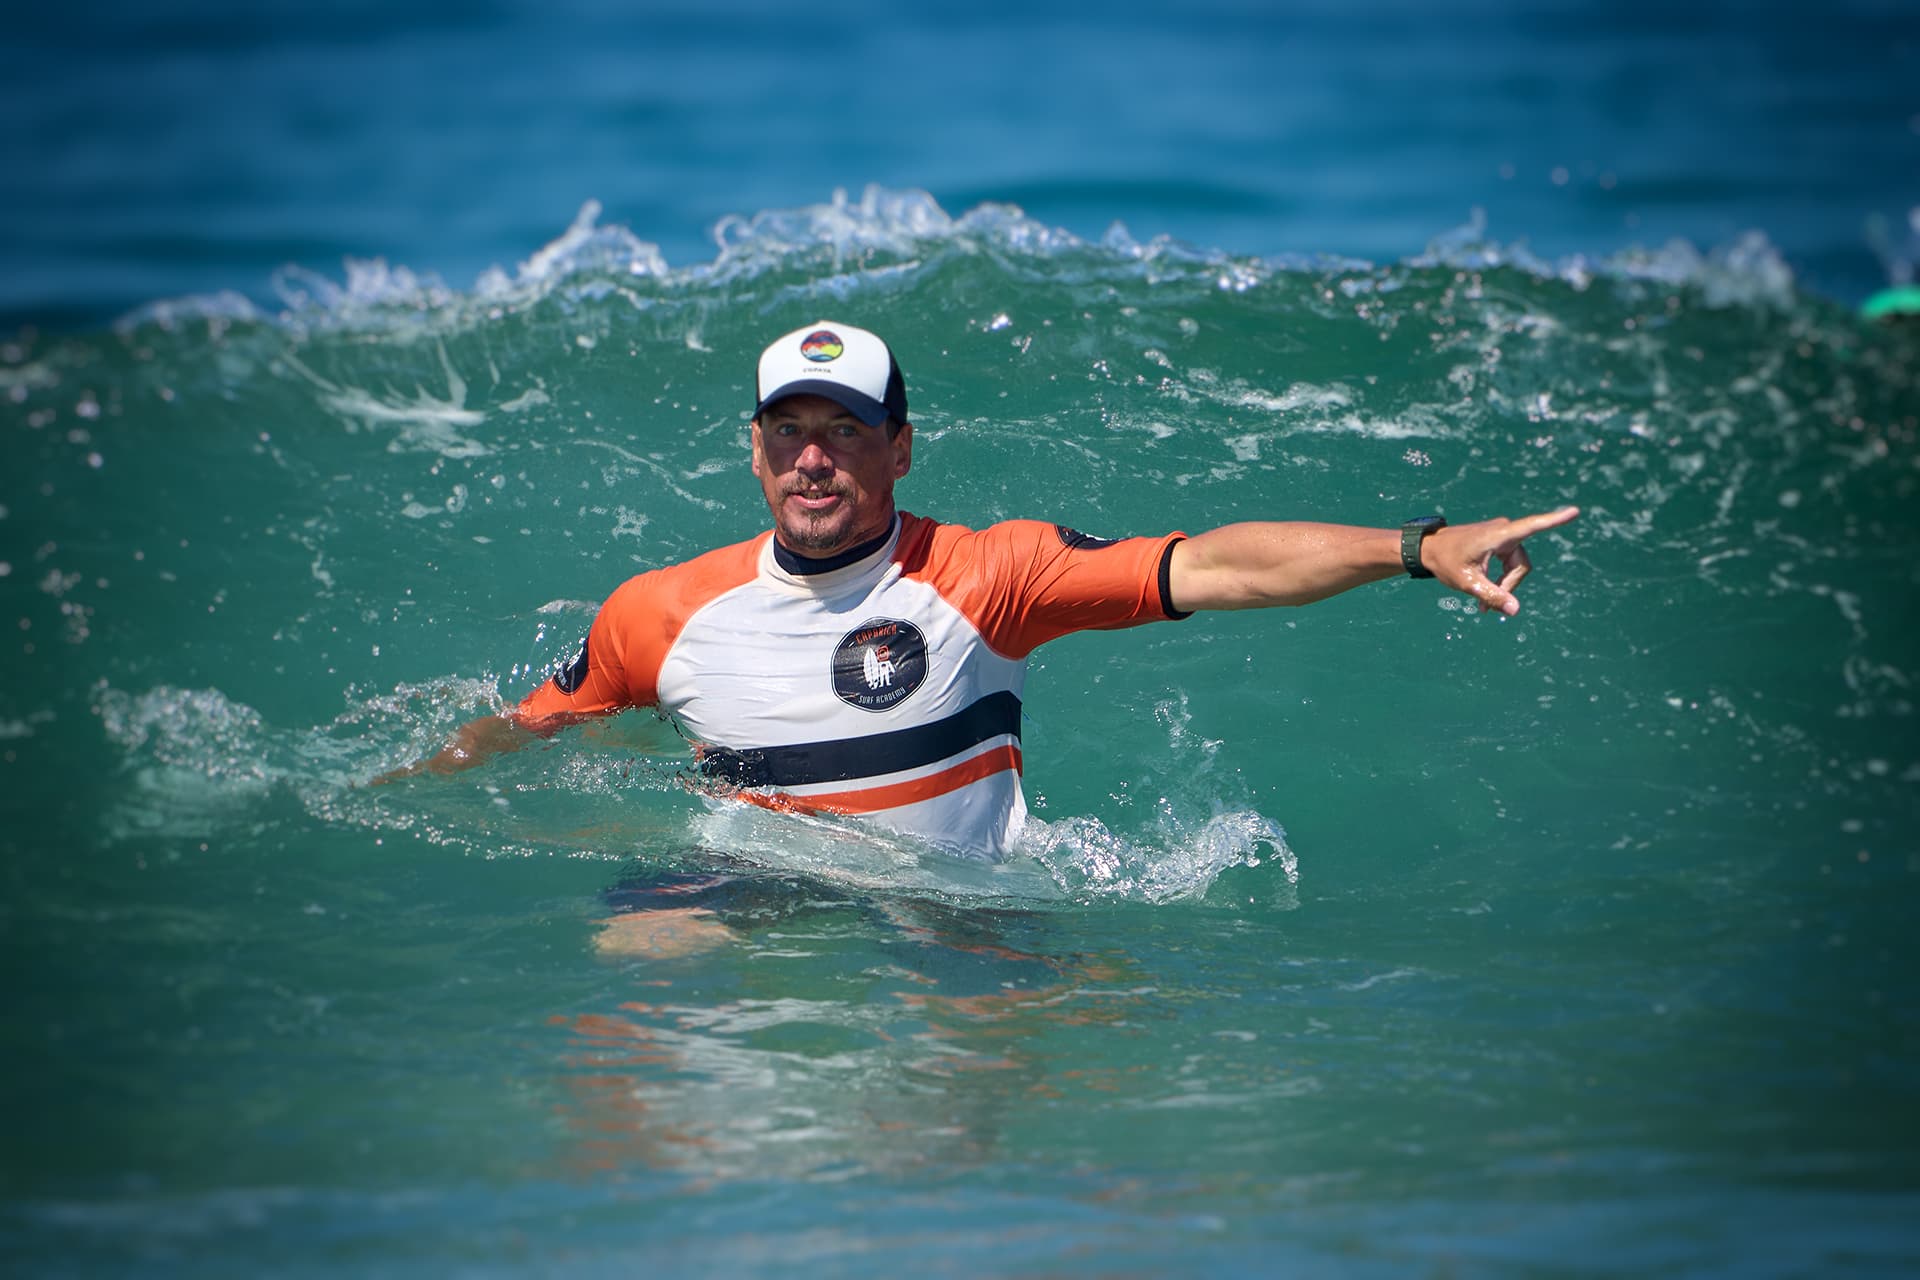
[1423,507,1581,617]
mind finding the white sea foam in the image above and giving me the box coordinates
[108,187,1816,343]
[278,341,492,456]
[1415,207,1802,309]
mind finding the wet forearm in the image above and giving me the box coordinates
[1167,522,1403,611]
[427,714,535,773]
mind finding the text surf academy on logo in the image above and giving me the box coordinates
[832,619,928,712]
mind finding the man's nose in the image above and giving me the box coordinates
[794,439,833,474]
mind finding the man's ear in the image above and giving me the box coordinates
[749,419,764,479]
[893,421,913,479]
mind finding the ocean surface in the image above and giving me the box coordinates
[5,3,1920,1276]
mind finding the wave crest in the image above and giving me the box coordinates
[1414,207,1802,309]
[107,186,1827,343]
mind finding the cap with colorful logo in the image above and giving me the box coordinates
[754,320,908,428]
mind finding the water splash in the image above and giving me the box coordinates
[92,677,503,840]
[1010,695,1296,905]
[93,683,279,840]
[1017,807,1296,906]
[88,674,1294,906]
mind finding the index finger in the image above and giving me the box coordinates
[1506,505,1581,539]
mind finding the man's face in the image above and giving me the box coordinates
[751,394,913,557]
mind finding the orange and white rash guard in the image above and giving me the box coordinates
[517,512,1187,857]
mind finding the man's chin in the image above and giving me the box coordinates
[776,516,855,555]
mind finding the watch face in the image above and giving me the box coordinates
[1407,516,1446,533]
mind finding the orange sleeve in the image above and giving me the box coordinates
[514,576,652,729]
[904,516,1187,660]
[512,534,767,730]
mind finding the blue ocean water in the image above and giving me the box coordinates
[4,2,1920,1276]
[4,0,1917,328]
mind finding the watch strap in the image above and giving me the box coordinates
[1400,517,1446,579]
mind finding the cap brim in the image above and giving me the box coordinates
[754,380,892,427]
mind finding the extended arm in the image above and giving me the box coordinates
[372,577,657,786]
[1166,507,1579,615]
[373,713,541,784]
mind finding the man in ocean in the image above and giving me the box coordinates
[392,319,1579,865]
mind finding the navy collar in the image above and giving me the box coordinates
[771,519,896,576]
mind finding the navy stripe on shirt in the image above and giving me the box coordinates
[698,691,1022,789]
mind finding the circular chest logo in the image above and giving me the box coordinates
[800,330,844,362]
[832,618,928,712]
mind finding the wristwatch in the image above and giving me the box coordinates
[1400,516,1447,578]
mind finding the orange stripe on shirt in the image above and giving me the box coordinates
[733,744,1024,818]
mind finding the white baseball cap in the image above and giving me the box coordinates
[753,320,909,428]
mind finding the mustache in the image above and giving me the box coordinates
[782,481,848,498]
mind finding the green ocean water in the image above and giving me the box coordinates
[4,201,1919,1273]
